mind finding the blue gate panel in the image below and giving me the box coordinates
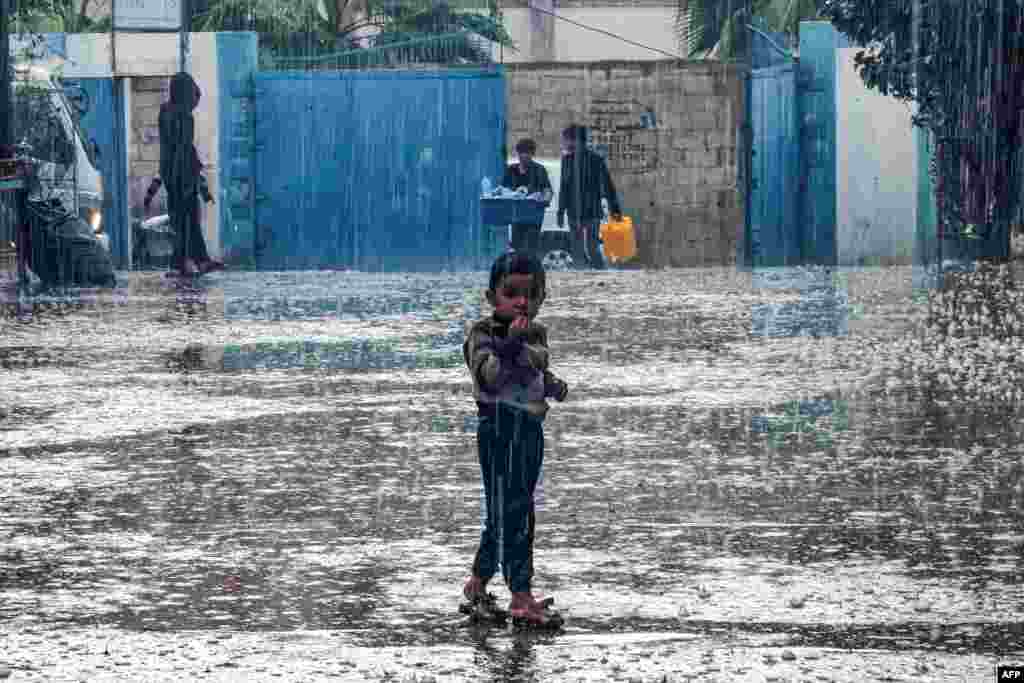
[749,63,799,268]
[74,78,129,269]
[797,22,845,266]
[254,69,505,272]
[217,32,260,268]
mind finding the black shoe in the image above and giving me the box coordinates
[459,591,509,622]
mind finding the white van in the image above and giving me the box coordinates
[10,62,107,251]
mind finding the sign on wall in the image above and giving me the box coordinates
[589,99,660,175]
[114,0,182,31]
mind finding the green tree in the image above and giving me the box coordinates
[10,0,109,33]
[368,0,513,63]
[193,0,512,65]
[194,0,343,59]
[10,0,512,64]
[674,0,823,60]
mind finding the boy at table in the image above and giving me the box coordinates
[501,139,552,259]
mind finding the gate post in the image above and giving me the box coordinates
[106,77,131,270]
[215,32,259,269]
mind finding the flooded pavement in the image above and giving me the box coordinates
[1,266,1022,682]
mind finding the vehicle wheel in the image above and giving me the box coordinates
[30,216,115,287]
[542,249,574,271]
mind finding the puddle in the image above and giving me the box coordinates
[1,267,1023,680]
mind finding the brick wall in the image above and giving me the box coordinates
[505,60,745,268]
[129,76,170,217]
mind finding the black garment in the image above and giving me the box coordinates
[143,175,213,211]
[510,223,542,258]
[168,189,209,267]
[558,148,621,223]
[501,160,552,196]
[571,219,605,270]
[159,72,208,268]
[471,403,544,594]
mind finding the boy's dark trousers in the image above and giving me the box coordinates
[471,403,544,593]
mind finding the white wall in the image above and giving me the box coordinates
[189,33,221,259]
[64,33,181,77]
[835,46,917,265]
[501,7,679,62]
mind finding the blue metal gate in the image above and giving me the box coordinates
[747,59,800,268]
[71,78,130,269]
[253,69,505,272]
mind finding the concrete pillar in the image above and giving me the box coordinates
[529,0,556,61]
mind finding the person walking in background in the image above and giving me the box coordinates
[502,139,553,260]
[159,72,223,277]
[556,125,622,270]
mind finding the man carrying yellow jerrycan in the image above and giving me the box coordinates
[557,124,636,269]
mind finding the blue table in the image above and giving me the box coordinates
[480,198,547,226]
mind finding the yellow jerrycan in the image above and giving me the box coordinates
[599,215,637,264]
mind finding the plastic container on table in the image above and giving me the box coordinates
[600,215,637,263]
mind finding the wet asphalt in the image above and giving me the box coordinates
[0,265,1022,682]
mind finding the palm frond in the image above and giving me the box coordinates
[686,2,707,57]
[674,0,709,58]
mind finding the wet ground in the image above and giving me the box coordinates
[1,266,1022,682]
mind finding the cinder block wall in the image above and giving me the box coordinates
[505,60,745,268]
[130,76,170,216]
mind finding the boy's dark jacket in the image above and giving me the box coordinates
[501,160,552,199]
[558,148,621,223]
[463,316,568,420]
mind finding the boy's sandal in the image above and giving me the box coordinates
[460,591,508,621]
[510,604,564,629]
[199,259,225,274]
[461,588,496,606]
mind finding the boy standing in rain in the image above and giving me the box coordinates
[460,252,569,628]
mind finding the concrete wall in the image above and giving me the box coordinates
[500,7,680,62]
[128,76,168,215]
[835,46,916,266]
[797,22,923,268]
[506,60,744,267]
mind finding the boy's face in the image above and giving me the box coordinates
[486,273,545,322]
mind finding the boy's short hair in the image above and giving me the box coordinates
[488,252,546,294]
[514,138,537,155]
[561,124,587,145]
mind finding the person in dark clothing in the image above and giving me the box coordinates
[501,139,553,259]
[159,72,222,276]
[143,175,214,213]
[556,125,622,270]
